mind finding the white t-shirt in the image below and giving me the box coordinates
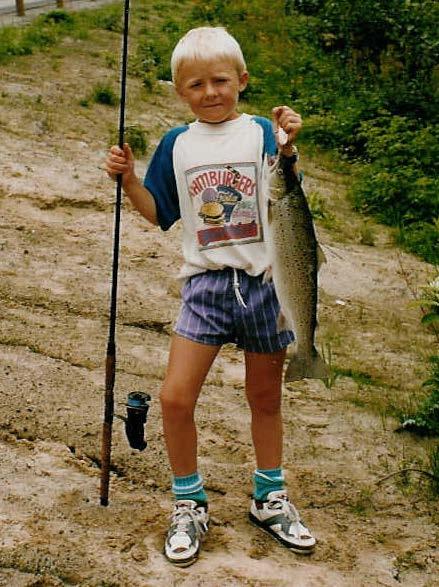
[144,113,277,279]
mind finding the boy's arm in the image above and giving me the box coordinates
[122,175,158,225]
[106,143,158,226]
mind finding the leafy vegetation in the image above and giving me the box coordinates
[91,83,119,106]
[399,356,439,436]
[289,0,439,264]
[109,124,149,157]
[399,278,439,437]
[417,278,439,332]
[0,10,75,59]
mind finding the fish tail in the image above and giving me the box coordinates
[284,346,329,383]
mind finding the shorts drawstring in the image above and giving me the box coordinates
[232,268,247,308]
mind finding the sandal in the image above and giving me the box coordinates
[249,490,316,554]
[164,500,209,567]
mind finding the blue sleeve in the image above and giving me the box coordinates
[252,116,277,158]
[143,126,188,231]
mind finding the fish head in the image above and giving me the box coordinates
[267,156,290,225]
[269,157,288,203]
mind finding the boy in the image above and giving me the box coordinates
[106,26,316,567]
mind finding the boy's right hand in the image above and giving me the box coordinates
[105,143,136,188]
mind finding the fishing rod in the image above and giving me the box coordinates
[100,0,131,507]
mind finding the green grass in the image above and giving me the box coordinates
[0,10,81,60]
[333,366,381,387]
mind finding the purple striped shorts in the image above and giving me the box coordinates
[174,268,294,353]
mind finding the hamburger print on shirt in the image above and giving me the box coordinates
[186,161,262,250]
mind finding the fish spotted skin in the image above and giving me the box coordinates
[268,154,328,383]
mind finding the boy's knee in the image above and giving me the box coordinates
[160,385,195,417]
[247,388,281,416]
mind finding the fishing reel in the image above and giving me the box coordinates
[123,391,151,451]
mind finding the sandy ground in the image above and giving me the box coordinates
[0,31,438,587]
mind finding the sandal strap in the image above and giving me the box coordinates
[166,501,208,556]
[266,494,312,539]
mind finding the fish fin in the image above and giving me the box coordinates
[276,312,289,332]
[284,346,329,383]
[317,244,327,270]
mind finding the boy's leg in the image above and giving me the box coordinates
[244,349,316,554]
[244,349,285,469]
[160,334,220,477]
[161,334,220,567]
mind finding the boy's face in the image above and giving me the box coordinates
[176,59,248,124]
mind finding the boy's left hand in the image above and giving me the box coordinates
[272,106,302,156]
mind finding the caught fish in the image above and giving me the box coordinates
[267,154,328,383]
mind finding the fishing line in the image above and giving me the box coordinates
[100,0,131,507]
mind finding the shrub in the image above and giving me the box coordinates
[399,280,439,436]
[109,124,149,157]
[399,356,439,436]
[92,84,119,106]
[418,277,439,329]
[42,9,75,25]
[396,223,439,266]
[358,222,376,247]
[124,125,149,157]
[85,5,123,32]
[351,116,439,263]
[0,8,81,61]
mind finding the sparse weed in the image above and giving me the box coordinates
[38,115,54,134]
[349,488,374,516]
[377,444,439,497]
[307,190,338,230]
[399,356,439,436]
[206,372,224,387]
[349,395,367,408]
[395,550,417,570]
[428,444,439,495]
[375,532,387,544]
[358,222,376,246]
[415,275,439,338]
[333,366,378,387]
[125,124,149,156]
[108,124,149,157]
[84,4,123,32]
[395,445,428,494]
[320,341,339,389]
[104,52,117,69]
[378,407,388,431]
[397,275,439,437]
[91,84,119,106]
[41,9,74,25]
[308,190,328,220]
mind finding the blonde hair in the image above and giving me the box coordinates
[171,27,247,86]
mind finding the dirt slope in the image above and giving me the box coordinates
[0,33,438,587]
